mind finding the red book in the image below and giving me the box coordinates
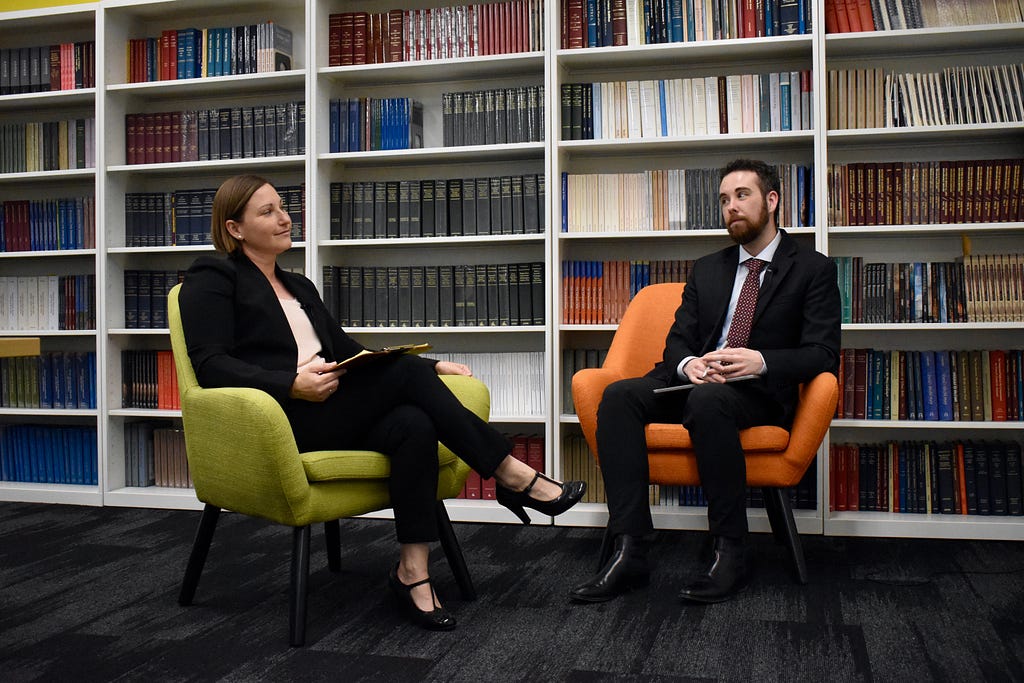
[126,113,138,165]
[742,0,756,38]
[566,0,585,49]
[824,0,840,33]
[465,470,481,499]
[990,349,1008,420]
[512,435,529,463]
[852,348,868,419]
[611,0,628,45]
[481,476,496,500]
[352,12,368,64]
[526,435,544,474]
[143,113,157,165]
[845,0,863,32]
[755,0,766,37]
[855,0,875,31]
[387,9,404,62]
[328,13,344,67]
[834,0,852,32]
[847,444,860,511]
[170,112,181,163]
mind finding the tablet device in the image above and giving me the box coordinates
[652,374,759,394]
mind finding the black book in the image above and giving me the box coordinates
[348,266,363,326]
[253,105,265,157]
[322,266,337,319]
[496,263,511,326]
[207,108,221,160]
[137,270,152,329]
[424,265,440,327]
[453,265,467,326]
[523,173,539,233]
[372,181,387,239]
[975,442,991,515]
[197,109,210,160]
[462,264,478,326]
[442,92,453,146]
[461,177,477,235]
[385,181,400,238]
[1006,442,1023,515]
[264,104,278,156]
[507,263,520,324]
[581,83,592,139]
[486,263,500,326]
[434,179,449,236]
[936,443,956,514]
[438,265,455,326]
[408,180,421,237]
[330,182,343,239]
[475,264,489,326]
[224,107,238,160]
[476,177,491,235]
[241,106,254,157]
[451,92,464,146]
[500,176,514,235]
[398,180,412,237]
[495,88,508,144]
[410,266,426,327]
[510,175,524,234]
[396,266,411,327]
[537,173,546,232]
[386,266,399,326]
[351,182,366,239]
[488,176,503,235]
[517,263,533,325]
[420,180,435,237]
[377,267,391,326]
[337,266,351,326]
[990,443,1008,515]
[963,442,979,515]
[483,89,496,145]
[124,270,139,329]
[361,267,376,326]
[530,262,544,324]
[447,179,463,236]
[570,83,583,140]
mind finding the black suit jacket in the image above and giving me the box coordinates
[179,253,365,404]
[647,229,841,426]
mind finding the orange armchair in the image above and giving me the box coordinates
[572,282,838,583]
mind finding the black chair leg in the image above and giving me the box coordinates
[762,487,788,545]
[597,526,613,571]
[324,520,341,573]
[435,501,476,601]
[178,503,220,606]
[762,487,808,585]
[289,525,311,647]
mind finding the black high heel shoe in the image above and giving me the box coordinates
[496,471,586,525]
[387,565,457,631]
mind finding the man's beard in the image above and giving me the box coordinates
[725,201,771,245]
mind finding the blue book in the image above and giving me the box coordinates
[935,351,953,421]
[685,0,696,41]
[592,84,602,138]
[586,0,598,47]
[658,80,668,136]
[779,72,791,131]
[920,351,939,421]
[561,172,568,232]
[798,0,806,34]
[668,0,684,41]
[778,0,799,35]
[347,99,360,152]
[869,350,884,419]
[329,99,340,153]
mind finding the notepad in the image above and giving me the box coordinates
[336,343,432,370]
[652,374,759,394]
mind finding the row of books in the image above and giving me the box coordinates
[124,422,191,489]
[561,0,812,49]
[322,263,545,328]
[0,197,95,252]
[0,351,97,410]
[442,86,546,147]
[838,348,1024,423]
[826,159,1024,227]
[456,433,544,500]
[121,350,180,411]
[125,185,305,248]
[124,270,184,330]
[0,275,95,332]
[561,72,811,143]
[561,164,813,233]
[825,0,1024,33]
[328,98,425,152]
[560,347,608,414]
[0,425,97,485]
[126,22,293,83]
[887,64,1023,129]
[430,352,545,416]
[830,440,1023,516]
[0,42,95,95]
[561,433,818,508]
[124,101,305,165]
[561,259,694,325]
[833,255,1023,324]
[328,1,544,67]
[1,119,95,174]
[329,175,545,240]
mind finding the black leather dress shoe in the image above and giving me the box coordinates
[678,535,747,604]
[570,535,650,603]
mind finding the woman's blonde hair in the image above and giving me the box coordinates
[210,174,273,254]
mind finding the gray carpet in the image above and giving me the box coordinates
[1,502,1022,682]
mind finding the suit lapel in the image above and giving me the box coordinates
[752,230,796,323]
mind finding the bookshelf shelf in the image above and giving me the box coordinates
[829,223,1024,236]
[841,322,1024,331]
[824,23,1024,58]
[104,486,202,510]
[830,419,1024,430]
[105,70,305,97]
[556,34,813,71]
[825,511,1024,541]
[344,326,546,335]
[0,170,95,183]
[319,52,545,86]
[558,227,818,240]
[320,234,544,248]
[0,481,102,507]
[826,123,1024,146]
[0,88,96,110]
[106,156,306,175]
[109,408,180,417]
[559,130,816,155]
[0,408,98,417]
[0,249,97,259]
[0,330,97,338]
[319,142,545,167]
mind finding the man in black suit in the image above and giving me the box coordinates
[570,159,841,604]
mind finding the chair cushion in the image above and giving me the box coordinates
[301,448,459,482]
[645,423,790,452]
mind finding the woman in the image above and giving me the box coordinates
[178,175,585,631]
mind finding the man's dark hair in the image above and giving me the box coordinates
[721,158,781,223]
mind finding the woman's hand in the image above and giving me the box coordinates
[434,361,472,377]
[290,359,346,401]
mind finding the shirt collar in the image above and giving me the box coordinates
[738,229,782,266]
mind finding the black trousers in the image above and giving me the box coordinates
[596,376,783,540]
[283,355,511,544]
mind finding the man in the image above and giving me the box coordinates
[570,159,841,604]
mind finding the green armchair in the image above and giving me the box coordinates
[168,284,485,646]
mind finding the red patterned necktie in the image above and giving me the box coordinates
[726,258,766,349]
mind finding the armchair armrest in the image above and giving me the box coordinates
[181,386,312,525]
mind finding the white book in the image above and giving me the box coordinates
[770,72,781,131]
[790,71,801,131]
[627,0,643,45]
[36,275,49,332]
[704,76,720,135]
[616,81,629,138]
[0,277,7,330]
[639,80,658,138]
[1004,64,1024,121]
[740,74,754,133]
[681,78,694,135]
[626,80,643,138]
[973,66,993,123]
[725,74,743,134]
[692,78,707,135]
[592,84,603,139]
[986,67,1008,123]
